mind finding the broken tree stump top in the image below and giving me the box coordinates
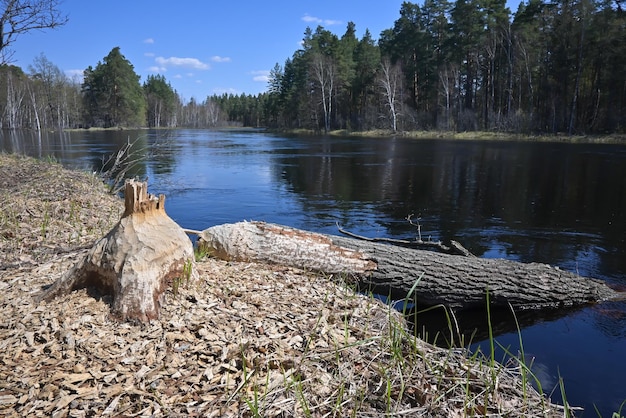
[123,179,165,217]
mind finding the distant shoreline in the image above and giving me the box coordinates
[11,126,626,144]
[270,128,626,144]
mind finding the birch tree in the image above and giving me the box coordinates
[28,53,68,128]
[311,51,336,133]
[379,58,402,132]
[439,64,459,130]
[1,65,26,128]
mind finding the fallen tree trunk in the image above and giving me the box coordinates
[37,180,196,322]
[198,221,619,310]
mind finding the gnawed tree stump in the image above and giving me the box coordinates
[199,221,619,310]
[37,180,196,322]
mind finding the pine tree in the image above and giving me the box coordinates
[380,2,428,115]
[144,74,178,128]
[82,47,146,128]
[336,22,358,129]
[353,29,381,129]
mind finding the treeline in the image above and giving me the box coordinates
[0,47,237,130]
[263,0,626,134]
[1,0,624,134]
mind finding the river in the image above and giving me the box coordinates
[2,128,625,416]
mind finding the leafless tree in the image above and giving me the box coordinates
[3,69,25,128]
[25,79,40,130]
[439,68,452,131]
[29,53,69,128]
[378,58,402,132]
[0,0,68,64]
[439,64,459,131]
[310,52,336,133]
[204,98,220,127]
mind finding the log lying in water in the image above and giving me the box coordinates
[198,221,619,310]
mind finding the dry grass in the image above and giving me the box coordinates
[0,153,569,417]
[0,153,121,270]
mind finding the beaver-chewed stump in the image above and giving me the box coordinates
[199,221,620,311]
[37,180,196,322]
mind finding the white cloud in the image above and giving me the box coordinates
[143,38,155,44]
[144,52,155,57]
[213,87,240,95]
[155,56,210,70]
[251,70,270,83]
[148,66,165,73]
[302,14,319,23]
[65,69,84,82]
[211,56,231,63]
[301,13,342,26]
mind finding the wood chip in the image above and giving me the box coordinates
[0,154,566,417]
[0,394,18,405]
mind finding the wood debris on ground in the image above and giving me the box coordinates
[0,153,568,417]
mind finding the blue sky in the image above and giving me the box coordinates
[10,0,520,102]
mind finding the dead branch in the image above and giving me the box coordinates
[336,222,474,257]
[99,133,176,194]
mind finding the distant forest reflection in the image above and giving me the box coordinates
[274,136,626,284]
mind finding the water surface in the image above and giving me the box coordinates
[2,129,625,416]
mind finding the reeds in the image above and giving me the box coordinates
[98,133,176,194]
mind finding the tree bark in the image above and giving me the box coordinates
[198,221,619,311]
[37,180,196,322]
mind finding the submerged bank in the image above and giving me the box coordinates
[0,153,570,416]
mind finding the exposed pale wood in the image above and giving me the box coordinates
[200,221,377,274]
[199,221,619,310]
[36,180,196,322]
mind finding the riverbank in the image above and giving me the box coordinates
[0,153,570,416]
[36,126,626,144]
[272,128,626,144]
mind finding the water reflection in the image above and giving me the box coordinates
[591,300,626,339]
[1,129,73,158]
[406,304,585,348]
[274,136,626,285]
[0,129,189,183]
[2,129,626,415]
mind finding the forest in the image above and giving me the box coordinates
[1,0,624,135]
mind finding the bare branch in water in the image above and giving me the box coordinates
[99,134,174,194]
[336,221,475,257]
